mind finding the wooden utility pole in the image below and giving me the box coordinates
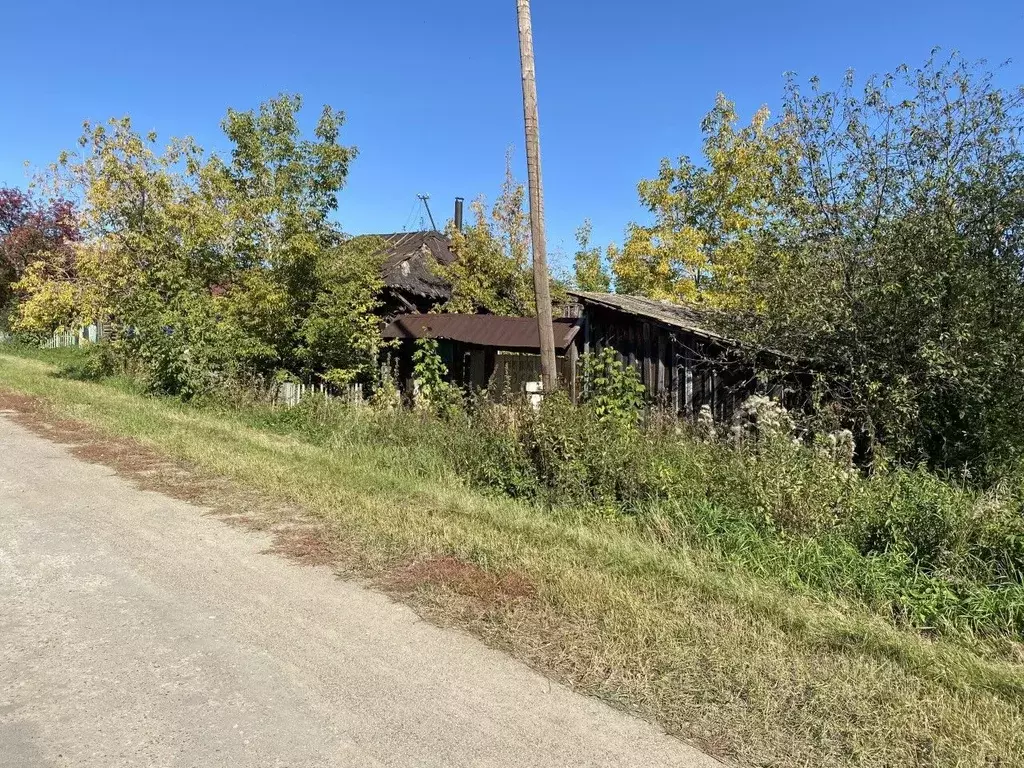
[516,0,558,392]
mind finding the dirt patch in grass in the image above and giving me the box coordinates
[386,555,536,606]
[264,526,341,567]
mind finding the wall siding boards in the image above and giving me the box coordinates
[579,303,782,421]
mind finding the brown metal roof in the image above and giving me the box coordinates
[383,314,581,354]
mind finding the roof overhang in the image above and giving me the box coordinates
[383,314,581,354]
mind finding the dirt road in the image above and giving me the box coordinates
[0,414,718,767]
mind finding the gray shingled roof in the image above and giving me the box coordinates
[374,231,456,301]
[567,290,731,342]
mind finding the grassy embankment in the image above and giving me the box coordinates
[1,346,1022,767]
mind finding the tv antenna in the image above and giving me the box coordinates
[417,194,438,232]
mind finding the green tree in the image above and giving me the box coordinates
[296,236,386,386]
[612,53,1024,473]
[441,153,535,316]
[217,96,355,313]
[15,95,378,397]
[737,54,1024,472]
[572,219,612,292]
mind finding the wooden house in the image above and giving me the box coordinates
[365,199,467,318]
[378,289,806,422]
[569,291,808,421]
[382,313,583,399]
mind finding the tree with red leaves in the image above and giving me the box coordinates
[0,187,81,315]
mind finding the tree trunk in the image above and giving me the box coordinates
[516,0,558,392]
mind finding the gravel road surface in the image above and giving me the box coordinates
[0,414,718,767]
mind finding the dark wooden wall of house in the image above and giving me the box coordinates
[387,341,577,400]
[581,305,762,422]
[384,307,808,420]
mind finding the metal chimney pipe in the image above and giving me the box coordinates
[454,197,464,232]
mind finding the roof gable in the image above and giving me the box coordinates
[368,231,456,301]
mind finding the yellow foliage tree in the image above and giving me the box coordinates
[613,94,800,308]
[11,258,77,333]
[13,237,138,335]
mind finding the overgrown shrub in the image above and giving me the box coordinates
[579,347,645,426]
[443,398,540,499]
[412,338,464,417]
[525,393,657,509]
[55,342,119,382]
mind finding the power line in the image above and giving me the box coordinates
[417,194,438,232]
[401,198,420,232]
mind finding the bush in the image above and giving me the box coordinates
[443,400,540,499]
[56,342,119,382]
[408,395,1024,639]
[579,347,645,426]
[411,338,464,417]
[525,393,656,509]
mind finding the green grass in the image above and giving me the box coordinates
[239,388,1024,643]
[1,349,1023,767]
[0,342,94,367]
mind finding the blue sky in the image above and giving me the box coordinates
[3,1,1022,274]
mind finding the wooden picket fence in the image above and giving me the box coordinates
[42,330,80,349]
[36,324,105,349]
[276,380,364,408]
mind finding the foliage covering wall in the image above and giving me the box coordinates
[574,53,1024,474]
